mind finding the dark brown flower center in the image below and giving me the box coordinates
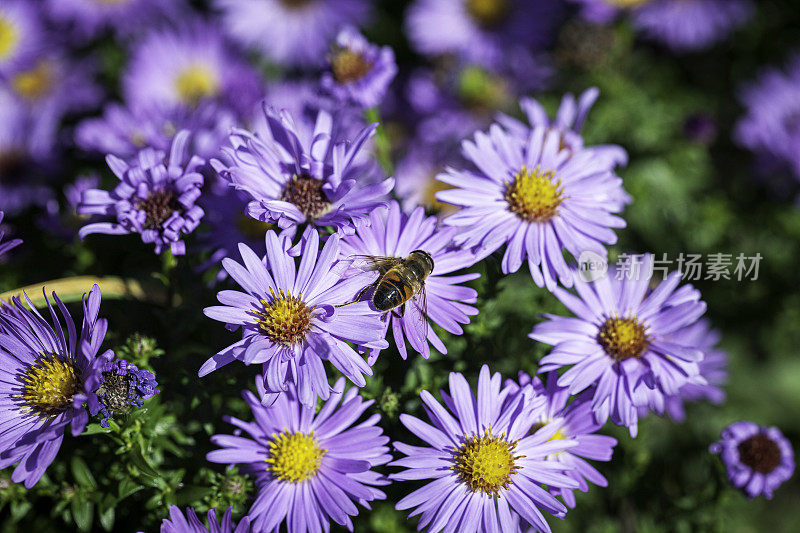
[466,0,508,28]
[135,189,180,229]
[738,434,781,474]
[597,316,651,361]
[331,49,373,84]
[281,174,331,219]
[99,372,130,412]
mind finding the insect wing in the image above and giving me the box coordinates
[347,254,402,274]
[412,283,429,339]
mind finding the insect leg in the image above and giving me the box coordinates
[391,303,405,320]
[335,283,374,308]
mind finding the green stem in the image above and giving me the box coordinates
[161,250,178,308]
[364,107,394,177]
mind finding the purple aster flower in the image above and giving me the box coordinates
[0,285,113,488]
[214,106,393,233]
[530,255,708,436]
[76,103,175,161]
[45,0,186,41]
[215,0,370,68]
[735,54,800,181]
[406,0,562,66]
[320,27,397,109]
[7,53,101,156]
[0,211,21,256]
[207,375,390,532]
[496,88,629,181]
[0,0,44,76]
[436,113,628,290]
[338,201,479,361]
[124,20,263,119]
[633,0,753,52]
[710,421,794,499]
[200,227,388,408]
[160,506,250,533]
[76,101,238,162]
[642,319,727,422]
[77,130,205,255]
[507,372,617,509]
[0,86,54,215]
[390,365,580,533]
[90,358,160,428]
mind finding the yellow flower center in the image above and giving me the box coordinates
[12,61,53,101]
[422,176,456,213]
[266,430,325,483]
[331,49,373,84]
[254,289,314,347]
[0,16,20,60]
[597,316,652,361]
[174,64,220,106]
[505,165,566,223]
[466,0,508,27]
[452,428,522,496]
[531,421,566,442]
[19,355,81,418]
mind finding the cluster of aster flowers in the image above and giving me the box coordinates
[735,54,800,184]
[437,88,629,290]
[0,286,159,488]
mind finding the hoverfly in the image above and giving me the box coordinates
[338,250,434,324]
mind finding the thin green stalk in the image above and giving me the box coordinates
[364,107,394,176]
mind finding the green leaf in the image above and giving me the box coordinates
[174,485,214,506]
[0,276,168,307]
[118,477,144,500]
[82,422,113,435]
[71,457,96,488]
[10,501,32,522]
[99,506,115,531]
[71,499,94,532]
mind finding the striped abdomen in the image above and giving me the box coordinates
[372,250,434,312]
